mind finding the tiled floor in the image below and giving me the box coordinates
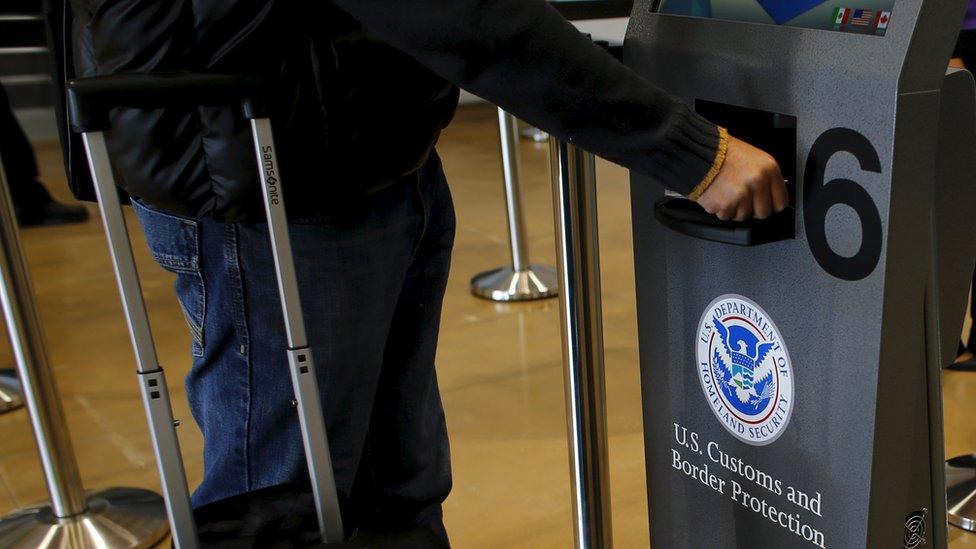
[0,103,974,547]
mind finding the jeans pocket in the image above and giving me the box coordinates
[132,200,206,357]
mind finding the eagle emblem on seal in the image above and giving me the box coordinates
[711,317,778,411]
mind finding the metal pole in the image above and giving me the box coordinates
[0,152,167,547]
[549,137,613,548]
[0,159,87,519]
[470,108,558,302]
[501,108,530,272]
[0,368,23,413]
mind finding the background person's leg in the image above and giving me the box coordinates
[0,81,87,226]
[0,83,48,206]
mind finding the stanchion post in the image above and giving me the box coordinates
[470,108,558,302]
[0,160,88,520]
[500,108,530,274]
[549,137,613,548]
[0,154,168,547]
[0,153,166,549]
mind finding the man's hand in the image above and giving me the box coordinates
[695,136,788,221]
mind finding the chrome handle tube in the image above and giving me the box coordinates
[250,118,344,543]
[549,138,613,549]
[81,132,198,548]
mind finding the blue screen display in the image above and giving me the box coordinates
[964,0,976,30]
[656,0,896,35]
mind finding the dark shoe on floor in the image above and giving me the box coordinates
[948,351,976,371]
[17,199,90,227]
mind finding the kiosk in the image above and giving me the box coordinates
[626,1,976,547]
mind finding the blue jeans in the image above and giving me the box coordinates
[133,156,455,537]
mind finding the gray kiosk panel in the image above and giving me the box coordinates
[625,1,973,547]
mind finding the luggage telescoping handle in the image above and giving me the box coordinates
[66,72,264,133]
[247,112,346,546]
[66,73,345,545]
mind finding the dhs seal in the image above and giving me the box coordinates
[696,295,794,445]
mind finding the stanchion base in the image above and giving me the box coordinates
[0,487,169,548]
[948,455,976,532]
[471,265,558,302]
[0,369,23,413]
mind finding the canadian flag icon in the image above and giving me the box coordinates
[875,10,891,30]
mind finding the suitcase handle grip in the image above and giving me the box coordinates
[67,72,264,133]
[653,196,795,246]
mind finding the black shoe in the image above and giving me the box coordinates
[948,351,976,371]
[17,199,90,227]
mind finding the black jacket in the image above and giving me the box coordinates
[59,0,720,222]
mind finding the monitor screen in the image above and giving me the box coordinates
[964,0,976,30]
[656,1,895,35]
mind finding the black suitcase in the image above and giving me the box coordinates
[192,481,447,548]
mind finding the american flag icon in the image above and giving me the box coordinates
[850,8,875,27]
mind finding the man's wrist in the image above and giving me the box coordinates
[686,126,729,201]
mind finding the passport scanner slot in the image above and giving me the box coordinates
[654,100,797,246]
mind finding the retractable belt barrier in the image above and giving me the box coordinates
[66,73,344,548]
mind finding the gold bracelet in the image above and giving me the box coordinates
[687,126,730,201]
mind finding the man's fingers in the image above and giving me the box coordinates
[753,182,772,220]
[698,195,716,215]
[694,135,789,222]
[714,204,733,221]
[770,174,789,212]
[733,194,753,222]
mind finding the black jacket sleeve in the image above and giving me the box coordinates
[330,0,721,194]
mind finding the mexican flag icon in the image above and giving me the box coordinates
[833,7,851,25]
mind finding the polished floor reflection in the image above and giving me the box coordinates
[0,104,975,547]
